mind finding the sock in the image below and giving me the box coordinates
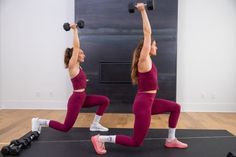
[168,128,176,140]
[38,119,50,126]
[92,115,101,124]
[99,135,116,143]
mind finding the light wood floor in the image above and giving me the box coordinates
[0,109,236,149]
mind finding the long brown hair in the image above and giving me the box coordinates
[64,47,73,68]
[131,38,155,85]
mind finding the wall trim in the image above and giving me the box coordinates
[1,100,236,112]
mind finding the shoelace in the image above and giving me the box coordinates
[102,143,105,150]
[177,140,185,145]
[93,124,106,130]
[96,136,106,151]
[98,140,105,150]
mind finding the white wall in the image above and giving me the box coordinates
[0,0,236,112]
[177,0,236,112]
[0,0,3,109]
[0,0,74,109]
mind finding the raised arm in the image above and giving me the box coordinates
[68,23,80,69]
[137,3,152,62]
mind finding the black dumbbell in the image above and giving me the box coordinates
[24,137,32,146]
[1,140,20,156]
[227,152,236,157]
[63,20,85,31]
[10,139,30,156]
[128,0,155,13]
[27,131,40,142]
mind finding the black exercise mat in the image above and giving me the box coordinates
[13,137,236,157]
[21,127,234,141]
[1,128,235,157]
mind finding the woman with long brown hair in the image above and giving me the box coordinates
[91,3,188,155]
[31,23,109,133]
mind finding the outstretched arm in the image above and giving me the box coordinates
[69,23,80,68]
[137,3,152,62]
[72,23,80,49]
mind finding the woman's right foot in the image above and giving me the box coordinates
[91,134,107,154]
[31,118,41,134]
[165,138,188,149]
[90,123,109,132]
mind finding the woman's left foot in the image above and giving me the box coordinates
[91,134,107,154]
[90,123,109,132]
[165,138,188,149]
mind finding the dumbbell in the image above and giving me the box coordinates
[227,152,236,157]
[27,131,40,142]
[128,0,155,13]
[1,140,20,156]
[10,139,31,156]
[63,20,85,31]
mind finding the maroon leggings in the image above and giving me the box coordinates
[49,92,109,132]
[116,92,181,147]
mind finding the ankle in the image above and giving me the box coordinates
[38,119,49,126]
[167,137,176,141]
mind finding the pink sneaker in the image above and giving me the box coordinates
[165,138,188,149]
[91,134,107,154]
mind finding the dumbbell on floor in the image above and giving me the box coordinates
[128,0,155,13]
[19,131,39,149]
[1,140,20,156]
[10,139,31,156]
[1,131,39,156]
[27,131,40,142]
[63,20,85,31]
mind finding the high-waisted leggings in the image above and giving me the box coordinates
[116,92,181,147]
[49,92,109,132]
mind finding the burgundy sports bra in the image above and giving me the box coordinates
[137,63,159,92]
[71,68,87,90]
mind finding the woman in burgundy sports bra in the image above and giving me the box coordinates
[91,3,188,155]
[31,23,109,133]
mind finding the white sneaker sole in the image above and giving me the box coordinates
[90,128,109,132]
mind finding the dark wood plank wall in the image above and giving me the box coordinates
[75,0,178,113]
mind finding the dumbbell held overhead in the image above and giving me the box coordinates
[128,0,155,13]
[63,20,85,31]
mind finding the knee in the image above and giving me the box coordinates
[61,125,72,132]
[133,142,143,147]
[102,96,110,106]
[133,139,144,147]
[175,103,181,113]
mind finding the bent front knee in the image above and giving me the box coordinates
[102,96,110,106]
[175,103,181,113]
